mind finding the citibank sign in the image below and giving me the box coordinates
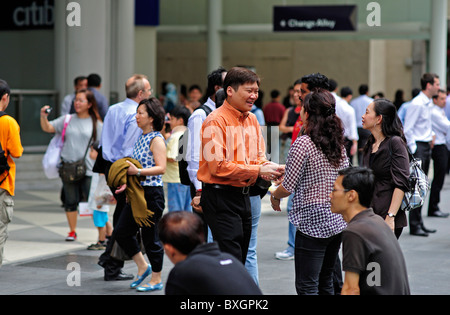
[0,0,55,31]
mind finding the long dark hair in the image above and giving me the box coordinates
[75,89,101,142]
[302,88,345,167]
[363,98,406,155]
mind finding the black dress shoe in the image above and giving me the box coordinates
[104,271,134,281]
[428,210,450,218]
[410,228,429,237]
[422,226,437,233]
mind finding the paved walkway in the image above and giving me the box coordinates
[2,178,450,295]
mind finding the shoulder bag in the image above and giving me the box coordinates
[389,137,430,211]
[59,133,93,183]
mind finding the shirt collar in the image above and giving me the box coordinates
[223,100,250,120]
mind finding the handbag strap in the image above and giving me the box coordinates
[61,115,72,144]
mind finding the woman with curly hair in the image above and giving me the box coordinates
[271,88,349,295]
[362,98,410,238]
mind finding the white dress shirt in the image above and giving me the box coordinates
[332,93,359,141]
[431,104,450,146]
[403,91,434,153]
[186,98,216,190]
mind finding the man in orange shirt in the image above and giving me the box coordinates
[197,67,283,263]
[0,79,23,267]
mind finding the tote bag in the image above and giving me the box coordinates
[42,115,72,179]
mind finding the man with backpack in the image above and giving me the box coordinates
[0,79,23,267]
[183,67,227,239]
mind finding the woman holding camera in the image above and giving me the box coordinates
[40,89,102,241]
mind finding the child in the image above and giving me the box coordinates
[87,143,113,250]
[162,106,192,212]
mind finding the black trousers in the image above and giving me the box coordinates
[428,144,449,215]
[114,186,165,272]
[201,184,252,264]
[409,141,431,232]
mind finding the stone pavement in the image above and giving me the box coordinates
[1,177,450,295]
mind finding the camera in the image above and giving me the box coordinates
[45,107,52,114]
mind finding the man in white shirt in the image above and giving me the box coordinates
[186,67,227,238]
[428,89,450,218]
[350,85,373,165]
[403,73,440,236]
[329,80,358,164]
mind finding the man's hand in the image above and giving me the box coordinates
[260,162,285,181]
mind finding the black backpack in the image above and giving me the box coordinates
[0,112,10,185]
[177,104,213,186]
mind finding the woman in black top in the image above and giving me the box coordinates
[362,99,410,238]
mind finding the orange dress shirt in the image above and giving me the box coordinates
[0,115,24,196]
[197,100,268,187]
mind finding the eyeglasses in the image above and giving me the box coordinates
[331,189,350,193]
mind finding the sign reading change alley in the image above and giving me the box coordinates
[273,5,357,32]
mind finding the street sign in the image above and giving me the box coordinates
[273,5,357,32]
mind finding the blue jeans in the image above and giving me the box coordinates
[245,196,261,285]
[286,193,296,251]
[294,231,342,295]
[167,183,192,212]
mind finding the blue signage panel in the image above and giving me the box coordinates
[135,0,160,26]
[273,5,357,32]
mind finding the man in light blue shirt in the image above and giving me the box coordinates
[397,88,421,125]
[98,74,152,281]
[101,75,151,163]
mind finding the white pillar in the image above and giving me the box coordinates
[54,0,111,102]
[111,0,135,101]
[430,0,447,88]
[207,0,222,73]
[135,27,158,93]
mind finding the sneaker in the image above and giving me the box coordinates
[275,248,294,260]
[87,242,106,250]
[66,231,77,242]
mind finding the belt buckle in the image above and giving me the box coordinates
[242,186,250,194]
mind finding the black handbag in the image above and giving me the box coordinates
[59,135,92,183]
[110,230,146,261]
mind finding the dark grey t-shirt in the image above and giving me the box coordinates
[342,209,410,295]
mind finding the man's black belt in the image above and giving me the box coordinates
[205,183,250,195]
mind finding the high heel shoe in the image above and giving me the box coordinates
[130,264,152,289]
[136,282,163,292]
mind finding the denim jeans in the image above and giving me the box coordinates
[294,231,342,295]
[167,182,192,212]
[245,195,261,285]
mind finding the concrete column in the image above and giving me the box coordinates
[135,27,158,94]
[54,0,68,99]
[207,0,222,73]
[430,0,447,87]
[368,40,387,95]
[110,0,135,101]
[54,0,111,102]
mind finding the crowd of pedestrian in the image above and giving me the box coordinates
[3,67,450,296]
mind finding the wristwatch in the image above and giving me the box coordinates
[388,213,396,218]
[137,169,142,177]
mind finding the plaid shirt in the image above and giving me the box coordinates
[282,135,348,238]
